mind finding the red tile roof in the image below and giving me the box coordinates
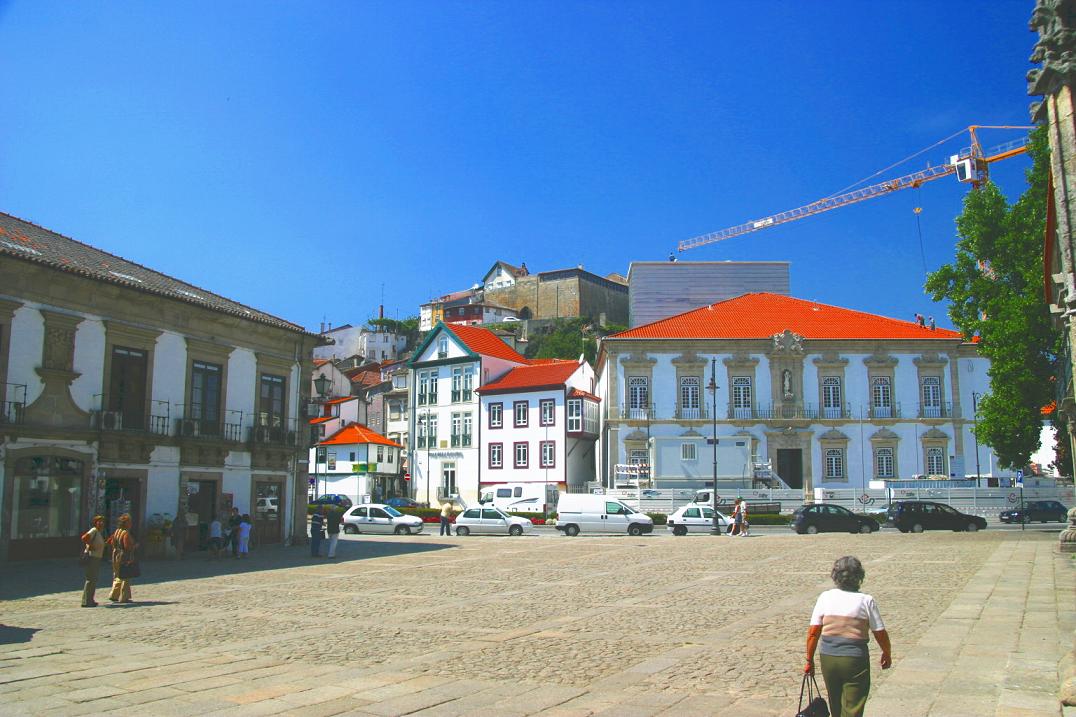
[324,396,357,406]
[319,423,402,448]
[477,361,580,394]
[568,387,601,402]
[612,293,966,341]
[313,358,331,367]
[448,323,529,363]
[308,416,334,425]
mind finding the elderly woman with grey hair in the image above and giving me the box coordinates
[804,556,892,717]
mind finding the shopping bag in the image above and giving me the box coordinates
[796,671,829,717]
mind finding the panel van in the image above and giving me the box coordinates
[554,494,654,536]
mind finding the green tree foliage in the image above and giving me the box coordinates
[523,319,625,365]
[925,127,1058,469]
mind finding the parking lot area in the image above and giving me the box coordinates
[1,529,1072,716]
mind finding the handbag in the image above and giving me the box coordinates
[797,672,829,717]
[78,548,92,567]
[118,561,141,579]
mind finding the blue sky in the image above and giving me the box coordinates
[0,1,1038,331]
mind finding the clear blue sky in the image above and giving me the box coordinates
[0,1,1038,331]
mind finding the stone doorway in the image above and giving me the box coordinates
[777,449,803,489]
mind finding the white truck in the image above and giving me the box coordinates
[478,483,558,514]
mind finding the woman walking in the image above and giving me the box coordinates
[804,556,892,717]
[80,515,107,607]
[107,514,139,604]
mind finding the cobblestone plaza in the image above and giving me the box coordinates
[1,530,1072,716]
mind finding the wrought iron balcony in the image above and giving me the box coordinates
[918,401,953,419]
[868,403,902,420]
[450,433,472,448]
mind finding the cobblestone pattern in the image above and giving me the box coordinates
[0,530,1069,716]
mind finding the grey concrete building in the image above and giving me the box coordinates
[627,261,790,328]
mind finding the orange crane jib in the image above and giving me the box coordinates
[678,134,1030,252]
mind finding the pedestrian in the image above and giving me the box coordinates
[325,508,342,559]
[224,507,242,558]
[310,508,325,557]
[106,514,139,604]
[80,515,107,607]
[739,498,749,537]
[171,510,186,560]
[207,516,223,560]
[805,556,892,717]
[237,514,252,558]
[731,498,744,536]
[439,501,453,536]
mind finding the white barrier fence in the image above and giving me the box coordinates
[600,485,1076,517]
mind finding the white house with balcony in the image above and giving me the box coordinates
[407,322,530,507]
[596,292,1003,494]
[0,212,319,560]
[476,358,600,494]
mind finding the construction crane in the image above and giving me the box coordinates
[678,125,1034,253]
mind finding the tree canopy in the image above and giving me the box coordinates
[523,318,626,365]
[925,127,1058,469]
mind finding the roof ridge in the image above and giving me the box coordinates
[0,210,310,334]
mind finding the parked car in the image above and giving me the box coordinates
[308,494,353,514]
[342,504,424,535]
[886,501,987,533]
[999,500,1069,524]
[385,497,421,509]
[667,504,729,535]
[790,504,879,535]
[454,507,532,536]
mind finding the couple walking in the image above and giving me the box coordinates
[310,507,342,558]
[730,497,749,536]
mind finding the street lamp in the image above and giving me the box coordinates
[971,391,982,484]
[707,358,720,535]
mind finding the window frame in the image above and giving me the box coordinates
[513,400,529,428]
[489,442,503,469]
[489,402,503,429]
[566,399,582,432]
[825,448,845,480]
[513,441,529,469]
[681,442,697,461]
[539,399,555,427]
[540,440,555,468]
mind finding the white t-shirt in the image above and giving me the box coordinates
[209,520,223,539]
[811,588,885,658]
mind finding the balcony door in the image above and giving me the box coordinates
[108,346,147,429]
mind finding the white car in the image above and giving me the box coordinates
[342,504,424,535]
[454,507,533,536]
[667,504,729,536]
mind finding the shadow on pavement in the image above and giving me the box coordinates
[0,625,39,645]
[0,540,455,601]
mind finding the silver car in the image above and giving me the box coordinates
[342,504,424,535]
[454,507,532,536]
[667,504,729,536]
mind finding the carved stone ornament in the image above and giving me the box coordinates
[870,427,899,441]
[623,429,648,442]
[813,351,848,368]
[1059,506,1076,553]
[863,352,898,368]
[680,428,703,437]
[771,329,804,354]
[921,428,949,441]
[671,352,707,368]
[723,352,759,368]
[1028,0,1076,118]
[819,428,849,442]
[41,311,82,372]
[620,353,657,368]
[913,353,948,368]
[782,369,794,400]
[24,310,89,428]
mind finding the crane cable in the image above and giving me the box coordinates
[824,127,970,200]
[914,185,928,281]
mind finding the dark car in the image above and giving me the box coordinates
[886,501,987,533]
[307,494,353,514]
[790,504,879,535]
[385,497,420,509]
[999,500,1069,524]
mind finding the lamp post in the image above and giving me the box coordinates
[312,374,332,500]
[707,358,720,535]
[971,391,982,484]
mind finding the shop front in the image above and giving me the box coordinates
[181,473,222,550]
[4,449,93,560]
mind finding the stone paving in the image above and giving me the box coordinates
[0,529,1072,716]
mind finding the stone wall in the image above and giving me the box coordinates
[484,269,627,324]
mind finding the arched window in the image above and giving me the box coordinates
[921,377,942,418]
[825,448,845,479]
[926,447,945,476]
[871,376,892,418]
[822,376,842,418]
[732,377,753,419]
[875,447,894,478]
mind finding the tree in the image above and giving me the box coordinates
[523,318,628,365]
[925,127,1058,469]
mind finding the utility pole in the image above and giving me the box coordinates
[972,392,982,483]
[707,358,720,535]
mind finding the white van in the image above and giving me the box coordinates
[554,494,654,536]
[478,483,557,514]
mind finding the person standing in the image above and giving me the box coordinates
[107,514,139,604]
[805,556,892,717]
[739,498,749,537]
[80,515,107,607]
[731,498,743,536]
[439,501,453,536]
[310,508,325,557]
[325,508,342,559]
[225,507,242,558]
[207,516,223,560]
[171,510,187,560]
[237,514,252,558]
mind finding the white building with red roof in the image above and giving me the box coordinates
[309,423,403,504]
[596,292,1003,494]
[408,321,536,506]
[476,358,599,497]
